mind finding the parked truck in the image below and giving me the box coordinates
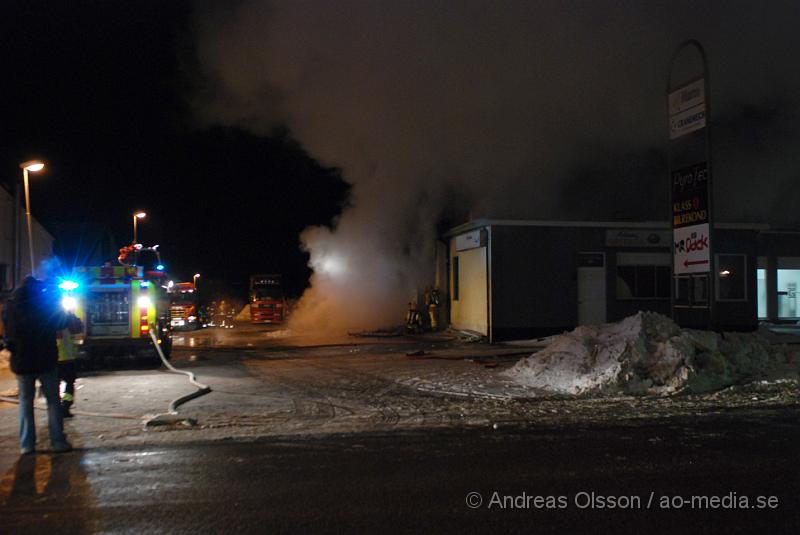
[249,274,286,324]
[170,282,202,330]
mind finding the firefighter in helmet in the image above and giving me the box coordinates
[425,286,441,331]
[57,313,84,418]
[405,301,423,334]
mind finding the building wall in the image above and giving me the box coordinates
[490,226,583,339]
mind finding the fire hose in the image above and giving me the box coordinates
[144,328,212,426]
[0,330,212,426]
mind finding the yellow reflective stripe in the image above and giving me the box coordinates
[61,392,74,402]
[130,281,139,338]
[148,286,157,328]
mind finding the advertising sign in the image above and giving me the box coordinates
[669,78,706,139]
[672,162,709,228]
[673,223,710,274]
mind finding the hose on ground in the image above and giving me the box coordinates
[0,396,142,420]
[146,329,212,423]
[2,330,212,424]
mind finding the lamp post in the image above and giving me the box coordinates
[132,211,146,244]
[19,160,45,274]
[193,273,200,288]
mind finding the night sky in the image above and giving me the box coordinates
[4,1,800,328]
[1,1,349,297]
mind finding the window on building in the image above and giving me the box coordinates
[675,275,709,307]
[693,275,709,305]
[452,256,459,301]
[615,253,670,300]
[716,254,747,301]
[774,257,800,319]
[757,268,767,319]
[778,269,800,319]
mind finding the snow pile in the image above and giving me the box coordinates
[235,305,251,322]
[503,312,790,396]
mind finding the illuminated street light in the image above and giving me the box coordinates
[19,160,45,273]
[193,273,201,288]
[133,211,147,244]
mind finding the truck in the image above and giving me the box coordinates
[59,247,173,367]
[170,282,202,330]
[249,274,286,324]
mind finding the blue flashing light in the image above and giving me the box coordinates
[139,281,151,288]
[156,264,165,271]
[58,280,79,291]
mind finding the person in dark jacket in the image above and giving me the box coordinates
[2,259,74,455]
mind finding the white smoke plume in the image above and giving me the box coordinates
[190,1,800,332]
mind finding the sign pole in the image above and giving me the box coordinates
[668,40,714,329]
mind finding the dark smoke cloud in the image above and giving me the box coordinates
[190,0,800,331]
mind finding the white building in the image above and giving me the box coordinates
[0,184,54,291]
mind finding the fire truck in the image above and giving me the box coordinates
[249,274,286,324]
[170,282,202,330]
[59,247,173,367]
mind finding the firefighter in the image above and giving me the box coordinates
[425,287,440,331]
[57,314,83,418]
[405,301,422,334]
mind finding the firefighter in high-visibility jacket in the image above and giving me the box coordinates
[425,287,440,331]
[57,314,83,418]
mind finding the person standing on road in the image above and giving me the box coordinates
[57,313,83,418]
[2,257,75,455]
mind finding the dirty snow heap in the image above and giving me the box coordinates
[503,312,792,396]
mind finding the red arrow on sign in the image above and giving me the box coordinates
[684,259,709,267]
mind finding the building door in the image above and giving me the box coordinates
[450,246,488,335]
[577,252,606,326]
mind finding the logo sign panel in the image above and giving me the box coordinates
[605,229,671,248]
[455,229,484,251]
[669,78,706,140]
[673,223,710,274]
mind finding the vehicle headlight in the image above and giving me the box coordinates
[137,296,152,308]
[61,296,77,312]
[58,280,79,291]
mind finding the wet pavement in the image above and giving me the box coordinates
[0,325,799,532]
[1,411,798,533]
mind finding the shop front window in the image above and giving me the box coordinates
[615,253,670,300]
[777,269,800,319]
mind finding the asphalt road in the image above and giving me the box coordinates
[1,408,798,534]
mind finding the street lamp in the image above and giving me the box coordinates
[132,211,146,244]
[193,273,201,288]
[19,160,45,274]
